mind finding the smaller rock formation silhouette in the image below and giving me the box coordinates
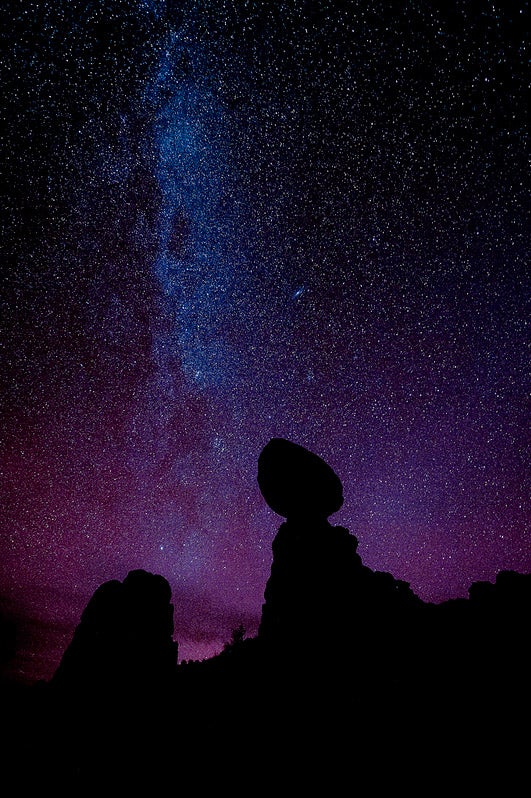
[51,569,177,696]
[29,570,180,790]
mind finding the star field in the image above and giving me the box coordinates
[1,0,529,681]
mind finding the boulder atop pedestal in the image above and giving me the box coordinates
[257,438,343,520]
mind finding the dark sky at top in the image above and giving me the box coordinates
[1,0,529,682]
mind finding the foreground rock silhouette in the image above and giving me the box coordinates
[257,437,423,677]
[3,437,530,791]
[51,569,177,696]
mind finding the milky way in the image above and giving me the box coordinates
[2,0,529,681]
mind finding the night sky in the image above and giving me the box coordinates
[2,0,529,683]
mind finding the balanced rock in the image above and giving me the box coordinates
[257,438,343,520]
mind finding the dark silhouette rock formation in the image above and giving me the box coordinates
[257,437,423,686]
[254,437,530,756]
[37,570,180,789]
[3,439,530,791]
[257,437,344,520]
[51,568,177,696]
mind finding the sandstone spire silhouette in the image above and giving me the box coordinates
[52,569,177,696]
[256,438,421,670]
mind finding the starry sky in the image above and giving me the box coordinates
[2,0,529,683]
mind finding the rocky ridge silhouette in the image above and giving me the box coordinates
[2,438,529,791]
